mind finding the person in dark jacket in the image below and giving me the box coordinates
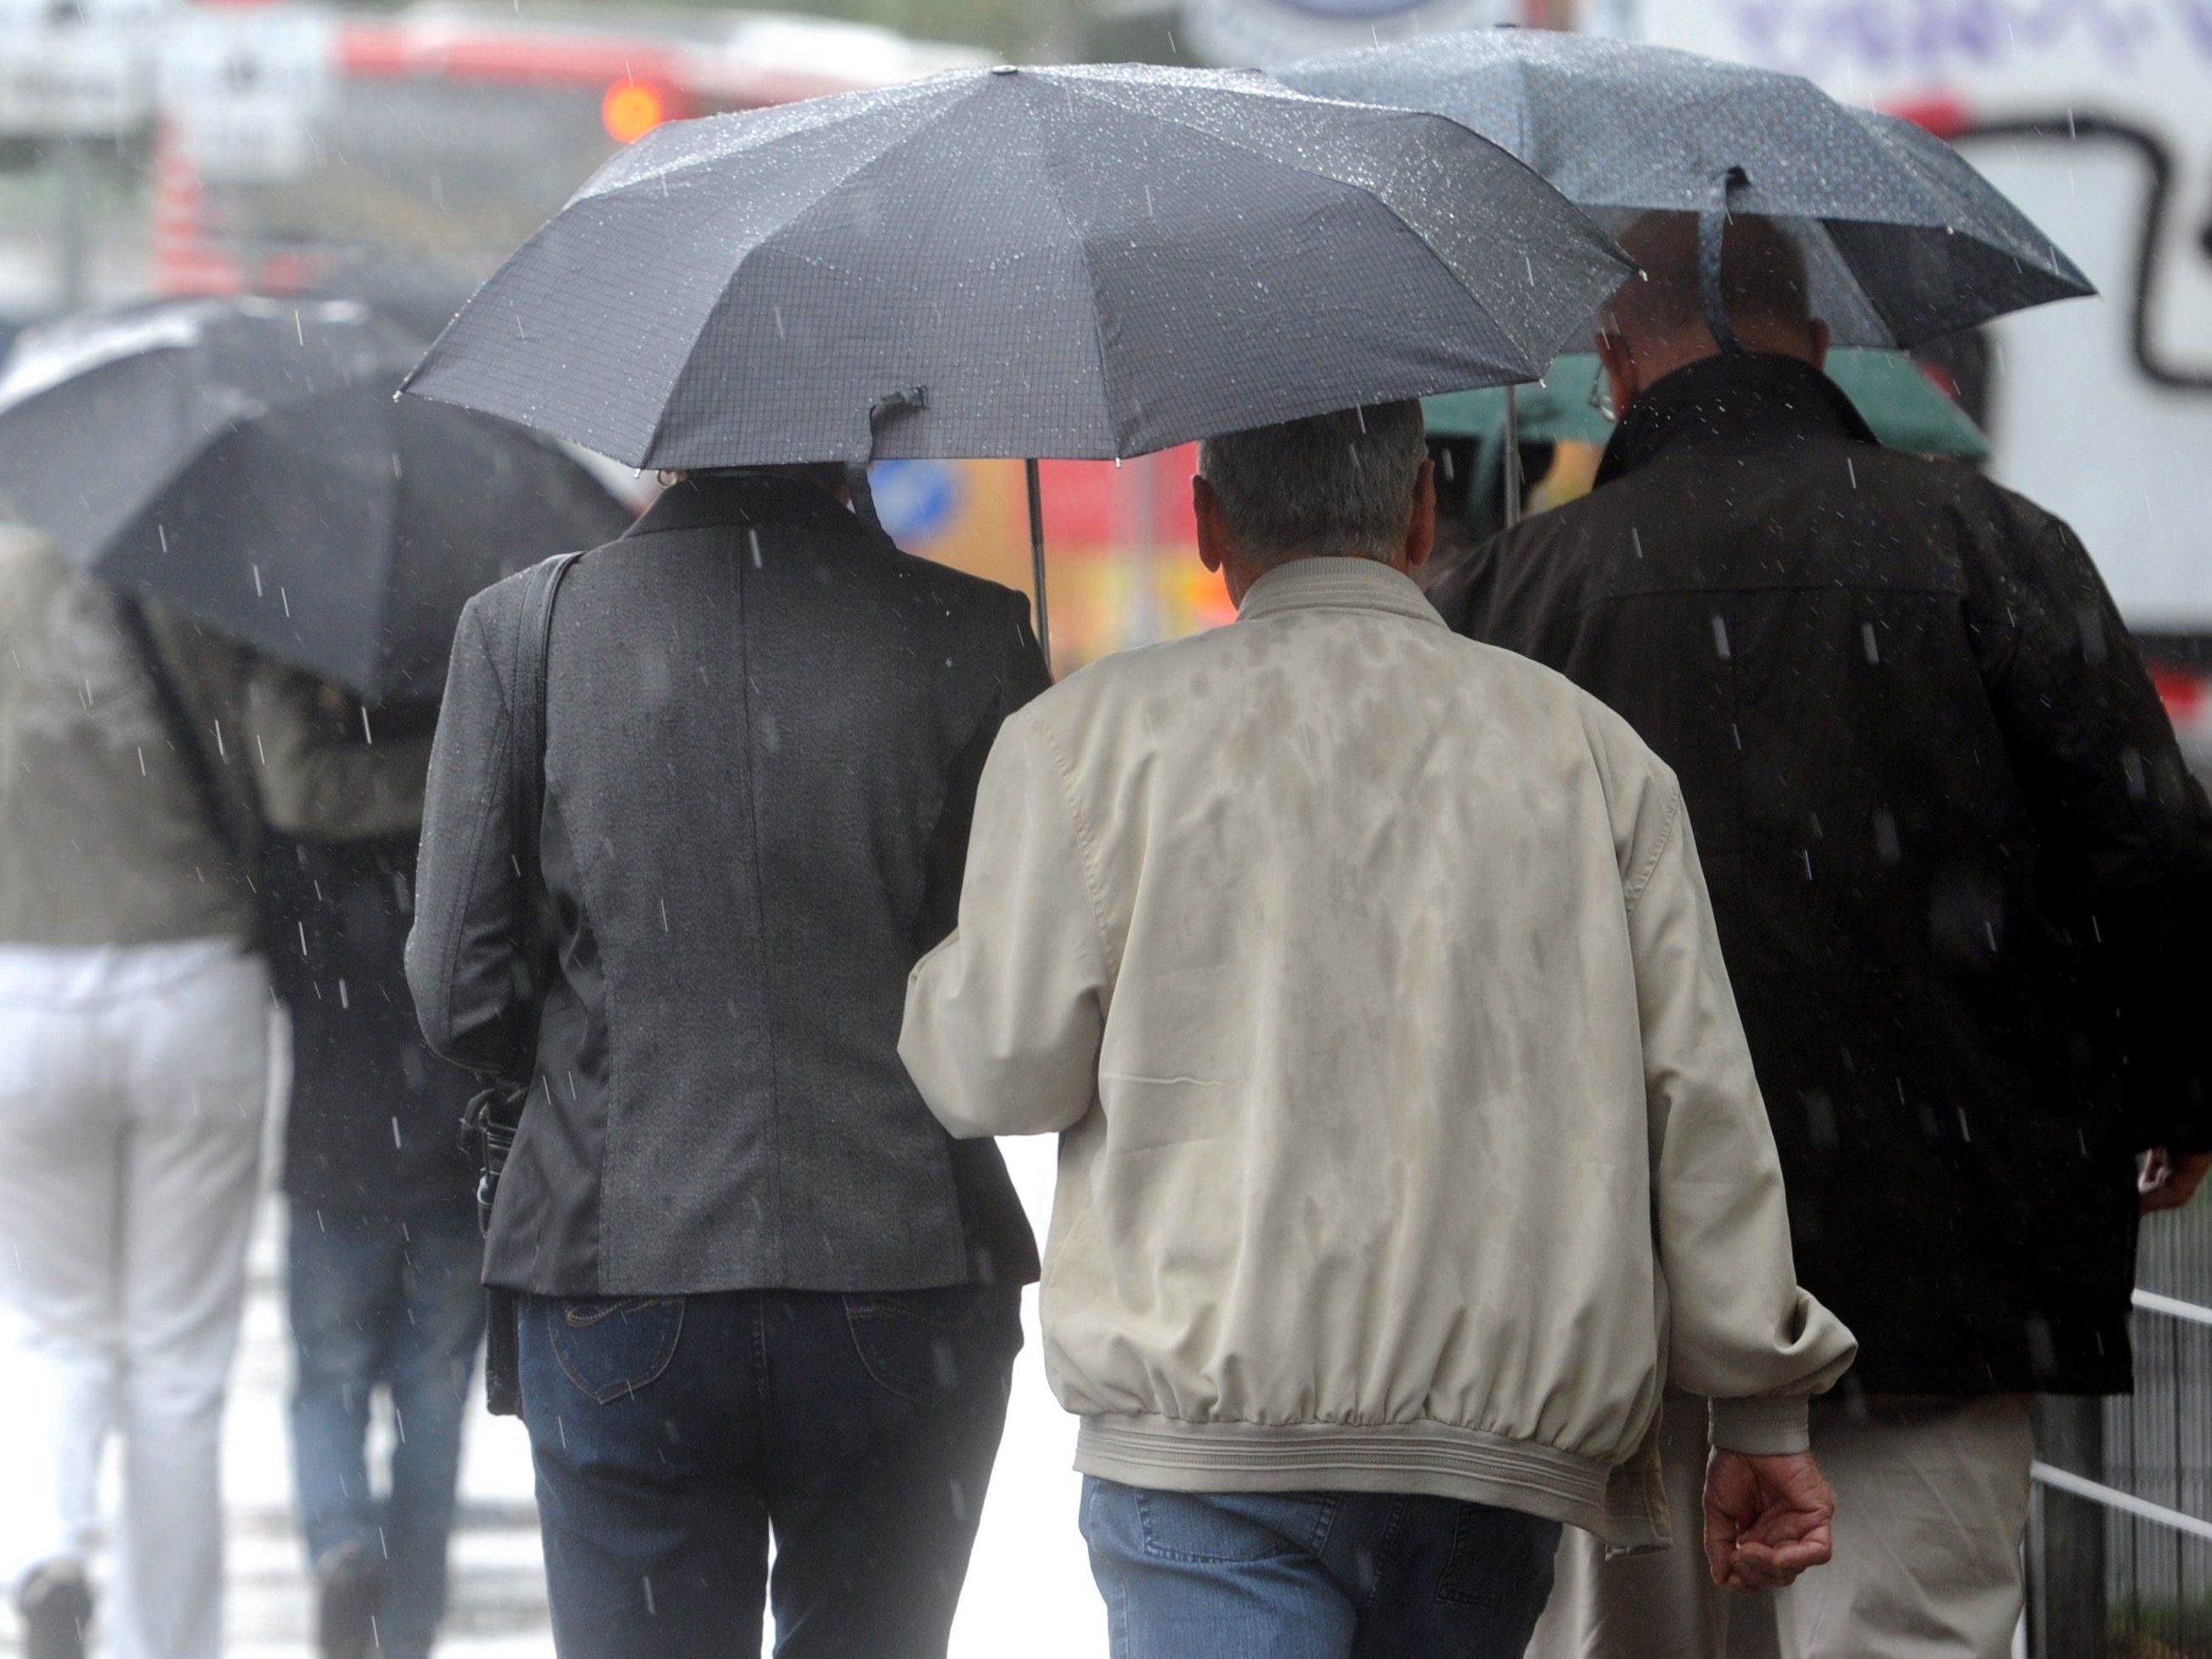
[405,467,1047,1659]
[267,687,483,1659]
[1440,213,2212,1659]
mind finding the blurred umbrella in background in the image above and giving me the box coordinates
[0,297,636,703]
[1425,348,1990,456]
[402,60,1630,663]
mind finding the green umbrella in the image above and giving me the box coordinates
[1425,351,1988,460]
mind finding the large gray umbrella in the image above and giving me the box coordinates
[0,298,636,701]
[406,63,1626,464]
[403,63,1629,653]
[1279,30,2092,349]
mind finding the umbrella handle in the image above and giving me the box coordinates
[1025,458,1052,675]
[1698,167,1751,355]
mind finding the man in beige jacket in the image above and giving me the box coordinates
[899,402,1858,1658]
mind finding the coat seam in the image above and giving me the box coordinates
[729,540,784,1282]
[1025,717,1116,979]
[432,605,517,1062]
[1622,785,1682,917]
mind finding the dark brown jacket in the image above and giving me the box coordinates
[1439,352,2212,1396]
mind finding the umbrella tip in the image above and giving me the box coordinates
[989,64,1019,75]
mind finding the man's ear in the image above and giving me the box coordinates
[1807,318,1831,371]
[1403,459,1436,570]
[1193,475,1227,574]
[1594,330,1638,417]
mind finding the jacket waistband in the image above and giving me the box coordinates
[1074,1412,1667,1549]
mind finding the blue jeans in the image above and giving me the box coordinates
[517,1282,1020,1659]
[287,1203,486,1659]
[1081,1477,1561,1659]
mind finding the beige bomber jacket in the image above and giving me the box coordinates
[900,556,1854,1547]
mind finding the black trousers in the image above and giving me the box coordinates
[517,1283,1022,1659]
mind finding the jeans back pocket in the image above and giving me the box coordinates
[843,1283,1013,1404]
[546,1296,686,1405]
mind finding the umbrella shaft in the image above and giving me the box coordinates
[55,138,92,310]
[1025,459,1052,674]
[1503,384,1523,529]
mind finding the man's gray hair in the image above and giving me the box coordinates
[1197,400,1427,566]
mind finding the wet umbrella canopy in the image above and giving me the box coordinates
[1279,30,2093,347]
[0,298,635,702]
[401,61,1631,468]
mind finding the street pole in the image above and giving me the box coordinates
[55,133,92,310]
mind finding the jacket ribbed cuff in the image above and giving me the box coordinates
[1708,1396,1810,1456]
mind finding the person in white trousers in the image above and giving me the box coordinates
[0,529,429,1659]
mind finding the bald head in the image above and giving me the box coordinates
[1595,212,1830,413]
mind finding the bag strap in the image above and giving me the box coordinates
[505,551,584,1025]
[113,594,248,871]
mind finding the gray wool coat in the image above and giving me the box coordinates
[407,472,1047,1295]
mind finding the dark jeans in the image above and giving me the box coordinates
[517,1282,1021,1659]
[287,1201,487,1659]
[1081,1477,1561,1659]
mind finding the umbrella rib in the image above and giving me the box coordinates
[1057,76,1387,180]
[1046,75,1564,424]
[1027,91,1136,458]
[78,370,300,568]
[1062,77,1603,370]
[635,88,988,467]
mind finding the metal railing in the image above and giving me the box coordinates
[2029,1205,2212,1658]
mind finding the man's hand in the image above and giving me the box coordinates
[1702,1449,1835,1593]
[2140,1149,2212,1215]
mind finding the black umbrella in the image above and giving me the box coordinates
[0,298,635,702]
[402,62,1629,657]
[1279,30,2091,349]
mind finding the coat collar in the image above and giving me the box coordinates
[1235,556,1447,629]
[625,471,871,543]
[1594,351,1879,488]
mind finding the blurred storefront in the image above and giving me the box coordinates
[873,449,1229,669]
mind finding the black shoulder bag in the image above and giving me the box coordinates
[463,550,583,1416]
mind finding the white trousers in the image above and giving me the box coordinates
[1527,1394,2034,1659]
[0,949,270,1659]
